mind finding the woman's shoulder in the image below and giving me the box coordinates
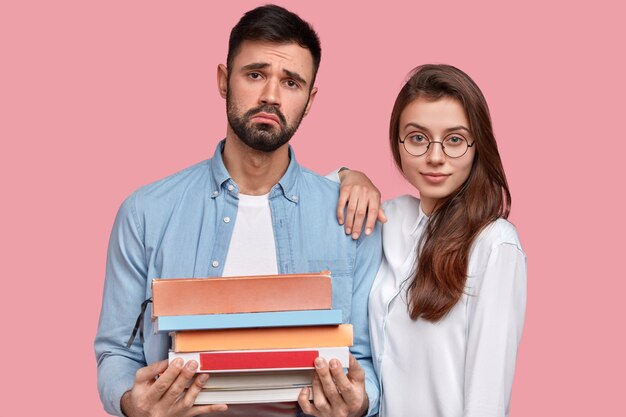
[382,194,420,216]
[474,218,524,254]
[381,195,423,230]
[466,218,526,294]
[380,195,422,260]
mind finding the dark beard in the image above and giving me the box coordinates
[226,93,307,153]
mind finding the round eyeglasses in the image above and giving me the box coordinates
[400,132,475,158]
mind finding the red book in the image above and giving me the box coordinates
[202,351,317,371]
[169,347,350,372]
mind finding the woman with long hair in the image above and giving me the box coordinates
[338,64,526,416]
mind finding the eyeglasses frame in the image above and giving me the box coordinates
[399,133,475,158]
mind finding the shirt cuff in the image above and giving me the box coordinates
[325,167,345,184]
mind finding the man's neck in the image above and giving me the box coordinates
[222,134,290,195]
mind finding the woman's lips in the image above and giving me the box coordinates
[421,172,450,184]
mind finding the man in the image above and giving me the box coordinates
[95,5,381,417]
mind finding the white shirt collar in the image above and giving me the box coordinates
[411,201,429,237]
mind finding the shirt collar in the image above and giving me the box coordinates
[209,139,301,203]
[410,200,429,236]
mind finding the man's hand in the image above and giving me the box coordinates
[121,359,228,417]
[298,355,369,417]
[337,169,387,240]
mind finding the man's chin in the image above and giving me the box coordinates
[238,135,287,153]
[245,141,286,153]
[251,122,279,132]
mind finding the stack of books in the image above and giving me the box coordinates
[151,271,353,404]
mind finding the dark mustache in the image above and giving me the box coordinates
[244,105,287,125]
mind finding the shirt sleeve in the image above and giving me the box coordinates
[324,167,342,183]
[94,193,149,416]
[353,225,383,416]
[464,242,527,417]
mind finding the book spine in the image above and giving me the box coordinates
[155,309,343,332]
[152,274,332,316]
[194,386,312,404]
[172,324,354,352]
[199,370,314,389]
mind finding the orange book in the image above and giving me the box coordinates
[172,324,353,352]
[152,271,332,317]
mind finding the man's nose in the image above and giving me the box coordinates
[260,79,280,107]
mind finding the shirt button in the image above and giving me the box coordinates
[212,191,218,197]
[211,260,219,268]
[292,195,298,201]
[227,184,234,191]
[223,217,230,223]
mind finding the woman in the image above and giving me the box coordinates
[340,64,526,416]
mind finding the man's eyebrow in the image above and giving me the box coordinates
[283,69,307,86]
[241,62,270,71]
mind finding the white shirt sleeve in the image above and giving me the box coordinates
[464,242,527,417]
[325,167,342,183]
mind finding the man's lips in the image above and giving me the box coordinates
[250,112,280,125]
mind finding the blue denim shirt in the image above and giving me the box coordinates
[95,140,382,416]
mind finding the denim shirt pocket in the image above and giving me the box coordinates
[307,259,354,323]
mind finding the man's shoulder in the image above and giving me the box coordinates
[128,159,211,209]
[297,166,340,193]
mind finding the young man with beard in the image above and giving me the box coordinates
[95,5,381,417]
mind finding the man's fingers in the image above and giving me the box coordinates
[297,386,318,416]
[330,358,361,407]
[135,359,168,384]
[314,357,344,407]
[346,354,365,383]
[181,374,229,416]
[176,373,206,410]
[144,359,184,403]
[186,404,229,416]
[310,371,332,413]
[162,360,199,405]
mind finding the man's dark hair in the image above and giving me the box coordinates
[227,4,322,84]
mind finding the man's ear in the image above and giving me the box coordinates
[303,86,318,116]
[217,64,228,99]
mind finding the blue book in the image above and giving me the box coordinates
[155,309,343,332]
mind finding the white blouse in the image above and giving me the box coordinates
[369,195,526,417]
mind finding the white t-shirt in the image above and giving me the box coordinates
[222,192,278,277]
[213,192,296,417]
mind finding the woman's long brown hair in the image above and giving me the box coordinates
[389,64,511,321]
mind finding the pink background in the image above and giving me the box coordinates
[2,0,624,415]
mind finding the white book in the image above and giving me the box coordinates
[194,386,313,404]
[201,370,314,390]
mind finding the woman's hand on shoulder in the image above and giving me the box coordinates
[337,169,387,240]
